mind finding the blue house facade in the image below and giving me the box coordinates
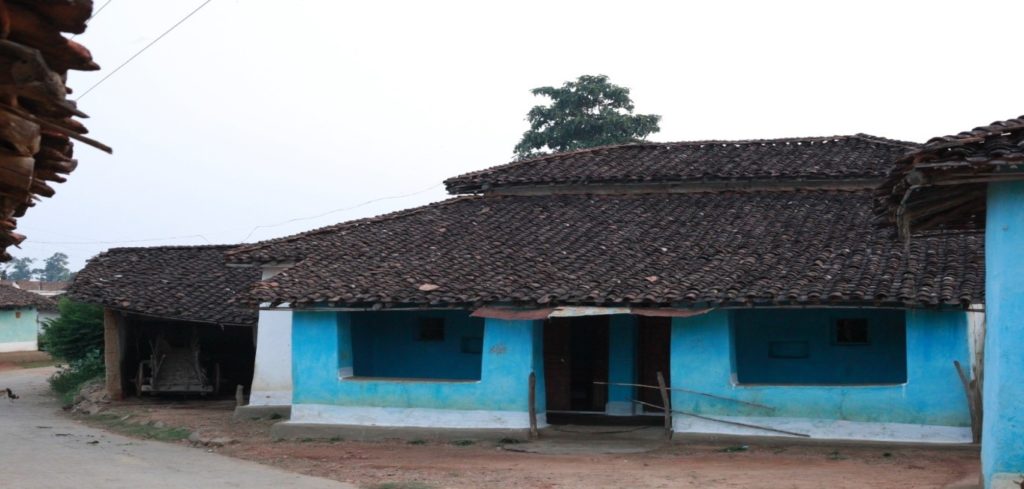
[880,116,1024,487]
[231,134,983,443]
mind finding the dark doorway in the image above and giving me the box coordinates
[544,316,609,412]
[637,316,671,412]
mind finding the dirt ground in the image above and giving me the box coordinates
[81,398,981,489]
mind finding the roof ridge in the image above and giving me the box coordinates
[444,134,920,191]
[226,195,481,258]
[103,244,241,253]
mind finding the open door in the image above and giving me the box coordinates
[544,316,609,412]
[637,316,671,412]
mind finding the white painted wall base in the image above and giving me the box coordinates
[247,389,292,407]
[605,401,636,416]
[292,403,548,429]
[0,340,37,353]
[674,414,972,444]
[250,308,293,407]
[991,473,1024,489]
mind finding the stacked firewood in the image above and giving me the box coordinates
[0,0,110,260]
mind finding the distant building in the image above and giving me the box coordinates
[0,284,57,353]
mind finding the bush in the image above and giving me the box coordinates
[40,298,103,362]
[49,348,104,405]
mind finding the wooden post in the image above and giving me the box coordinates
[528,371,538,439]
[235,384,245,407]
[102,308,123,400]
[656,371,672,440]
[954,360,982,443]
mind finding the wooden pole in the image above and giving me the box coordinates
[656,371,672,440]
[594,381,774,410]
[235,384,245,408]
[954,360,982,444]
[528,372,538,439]
[102,308,123,400]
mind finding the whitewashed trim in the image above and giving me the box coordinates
[674,414,971,443]
[0,340,37,353]
[292,403,547,429]
[247,389,292,407]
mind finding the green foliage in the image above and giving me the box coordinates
[514,74,661,159]
[6,257,35,280]
[40,298,104,362]
[48,349,104,405]
[37,252,71,282]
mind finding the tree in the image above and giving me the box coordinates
[40,298,104,362]
[37,252,71,282]
[513,74,661,159]
[6,257,34,280]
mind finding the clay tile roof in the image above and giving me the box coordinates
[444,135,919,194]
[878,115,1024,236]
[0,283,57,310]
[0,0,112,261]
[235,190,982,310]
[67,245,259,326]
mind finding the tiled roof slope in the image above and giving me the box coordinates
[68,245,259,326]
[0,283,57,310]
[240,191,982,309]
[445,135,919,193]
[878,115,1024,235]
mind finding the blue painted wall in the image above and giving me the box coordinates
[671,308,970,426]
[982,180,1024,486]
[606,315,637,414]
[734,309,906,384]
[292,311,545,413]
[0,308,38,345]
[350,311,484,380]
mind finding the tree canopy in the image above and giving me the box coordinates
[513,74,661,160]
[3,252,72,281]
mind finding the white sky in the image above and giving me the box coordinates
[13,0,1023,270]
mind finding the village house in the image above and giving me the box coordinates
[227,134,983,443]
[879,115,1024,488]
[67,245,260,400]
[0,283,56,352]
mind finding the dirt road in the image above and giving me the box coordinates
[0,367,353,489]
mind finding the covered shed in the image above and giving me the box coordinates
[230,134,984,443]
[68,245,260,399]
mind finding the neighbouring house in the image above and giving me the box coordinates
[67,245,260,400]
[879,115,1024,489]
[0,1,110,261]
[0,283,56,352]
[228,134,983,443]
[2,280,68,330]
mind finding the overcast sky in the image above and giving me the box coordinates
[12,0,1023,271]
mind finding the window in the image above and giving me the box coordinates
[733,309,907,385]
[835,318,869,344]
[349,312,484,381]
[418,318,445,341]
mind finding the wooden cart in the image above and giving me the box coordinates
[136,331,220,395]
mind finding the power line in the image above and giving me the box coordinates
[75,0,215,101]
[240,183,444,242]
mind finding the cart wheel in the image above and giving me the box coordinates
[213,363,221,395]
[135,363,144,396]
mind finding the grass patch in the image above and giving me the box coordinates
[366,482,437,489]
[827,450,848,461]
[718,445,749,453]
[450,439,475,447]
[407,439,428,445]
[498,437,522,445]
[87,413,191,442]
[48,349,104,406]
[269,412,283,420]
